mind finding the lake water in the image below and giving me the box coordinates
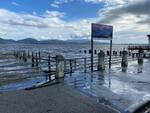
[0,43,150,112]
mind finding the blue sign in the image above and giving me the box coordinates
[92,23,113,40]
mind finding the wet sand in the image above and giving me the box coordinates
[0,82,118,113]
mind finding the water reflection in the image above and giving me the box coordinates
[97,71,105,85]
[137,64,143,73]
[122,66,127,72]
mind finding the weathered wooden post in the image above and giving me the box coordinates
[132,53,135,58]
[13,50,16,57]
[38,51,41,61]
[70,59,73,73]
[23,51,27,62]
[55,54,64,79]
[97,50,105,71]
[138,49,144,64]
[19,51,22,60]
[32,52,34,67]
[136,53,139,58]
[120,51,122,56]
[107,50,110,56]
[89,49,91,54]
[121,50,128,72]
[129,51,131,56]
[94,50,97,54]
[84,57,87,73]
[28,50,30,58]
[115,51,117,57]
[35,53,38,67]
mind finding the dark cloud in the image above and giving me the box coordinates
[137,18,150,24]
[99,0,150,24]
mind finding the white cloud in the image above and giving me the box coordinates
[1,0,149,44]
[50,3,59,8]
[0,8,96,41]
[50,0,71,8]
[98,0,150,43]
[11,2,20,6]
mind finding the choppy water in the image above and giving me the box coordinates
[0,43,126,88]
[2,43,148,112]
[0,43,128,57]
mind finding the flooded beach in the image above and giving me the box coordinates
[0,43,149,113]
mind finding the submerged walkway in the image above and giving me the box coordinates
[0,82,118,113]
[65,59,150,113]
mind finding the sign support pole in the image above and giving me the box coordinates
[109,39,112,69]
[91,35,93,72]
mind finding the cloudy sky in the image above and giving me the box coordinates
[0,0,149,43]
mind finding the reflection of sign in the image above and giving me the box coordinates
[92,23,113,40]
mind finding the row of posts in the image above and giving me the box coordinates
[13,49,145,80]
[48,49,145,79]
[14,50,41,67]
[97,49,144,71]
[80,49,134,57]
[14,50,64,80]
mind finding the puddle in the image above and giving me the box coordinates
[64,59,150,113]
[0,76,47,92]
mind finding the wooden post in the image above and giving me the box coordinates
[84,57,87,73]
[32,52,34,67]
[38,51,41,61]
[23,51,27,62]
[36,53,38,67]
[70,59,73,73]
[13,50,16,57]
[28,50,30,58]
[94,50,97,54]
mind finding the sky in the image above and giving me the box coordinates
[0,0,149,43]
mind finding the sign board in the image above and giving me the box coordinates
[92,23,113,40]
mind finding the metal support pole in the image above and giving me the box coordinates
[48,55,51,72]
[109,39,112,69]
[91,36,93,72]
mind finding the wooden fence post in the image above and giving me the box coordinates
[32,52,34,67]
[84,58,87,73]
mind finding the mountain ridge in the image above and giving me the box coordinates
[0,37,109,44]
